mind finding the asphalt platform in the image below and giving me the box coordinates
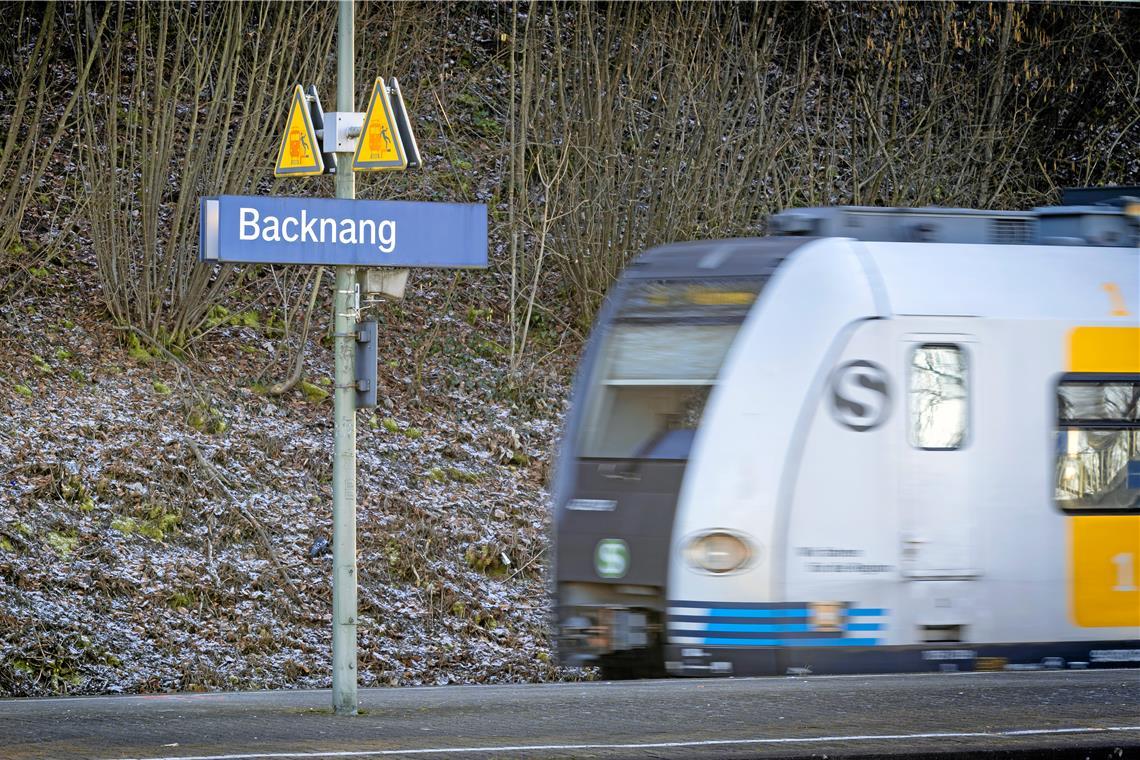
[1,669,1138,759]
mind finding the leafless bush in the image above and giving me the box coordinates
[78,2,336,345]
[0,4,106,299]
[506,2,1140,327]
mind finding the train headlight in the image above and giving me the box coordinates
[684,531,753,574]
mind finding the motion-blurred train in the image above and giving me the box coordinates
[551,191,1140,678]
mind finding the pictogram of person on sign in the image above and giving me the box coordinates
[289,129,312,162]
[368,125,392,158]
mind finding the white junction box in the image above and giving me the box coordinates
[323,111,365,153]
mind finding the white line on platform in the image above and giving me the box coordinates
[103,725,1140,760]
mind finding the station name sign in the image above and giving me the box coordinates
[199,195,487,268]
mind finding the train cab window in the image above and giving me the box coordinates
[909,344,968,450]
[577,278,764,460]
[579,323,731,459]
[1055,376,1140,511]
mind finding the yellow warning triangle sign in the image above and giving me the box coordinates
[274,85,324,177]
[353,78,407,171]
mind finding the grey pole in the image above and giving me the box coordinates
[332,0,358,716]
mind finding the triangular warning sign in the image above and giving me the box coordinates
[274,85,324,177]
[389,77,421,168]
[353,78,407,171]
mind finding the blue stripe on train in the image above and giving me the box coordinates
[668,602,887,646]
[689,637,883,647]
[694,622,885,634]
[673,606,885,617]
[704,608,809,619]
[704,623,812,633]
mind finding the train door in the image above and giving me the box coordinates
[896,322,983,642]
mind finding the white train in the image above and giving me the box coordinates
[552,196,1140,678]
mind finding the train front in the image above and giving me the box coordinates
[549,240,789,678]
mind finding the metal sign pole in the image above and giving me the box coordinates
[196,2,486,716]
[332,0,358,716]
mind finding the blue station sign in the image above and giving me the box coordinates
[199,195,486,268]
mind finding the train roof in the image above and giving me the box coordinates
[624,237,804,280]
[773,198,1138,321]
[770,201,1139,248]
[624,199,1138,322]
[630,193,1138,278]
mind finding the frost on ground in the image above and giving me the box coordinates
[0,271,589,696]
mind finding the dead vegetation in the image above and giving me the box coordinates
[506,2,1140,322]
[0,278,573,695]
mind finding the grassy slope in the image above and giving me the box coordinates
[0,248,578,695]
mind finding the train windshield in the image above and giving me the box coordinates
[578,278,765,460]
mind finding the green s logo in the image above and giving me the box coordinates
[595,539,630,579]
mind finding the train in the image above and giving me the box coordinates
[551,193,1140,678]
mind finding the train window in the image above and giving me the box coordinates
[909,344,968,450]
[578,324,733,459]
[1055,375,1140,511]
[577,278,765,460]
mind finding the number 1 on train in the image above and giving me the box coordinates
[1112,552,1137,592]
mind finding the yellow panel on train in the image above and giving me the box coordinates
[1071,516,1140,627]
